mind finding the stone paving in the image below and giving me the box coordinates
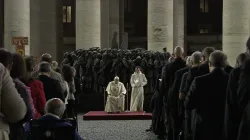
[77,115,158,140]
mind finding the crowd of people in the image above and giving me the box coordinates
[147,37,250,140]
[0,49,82,140]
[61,47,171,94]
[0,35,250,139]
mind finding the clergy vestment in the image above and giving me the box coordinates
[130,72,147,111]
[167,67,190,140]
[105,81,126,112]
[160,57,186,140]
[224,67,241,140]
[237,101,250,140]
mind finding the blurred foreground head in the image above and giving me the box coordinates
[45,98,66,118]
[174,46,184,58]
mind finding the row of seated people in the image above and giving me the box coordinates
[149,38,250,140]
[0,49,80,140]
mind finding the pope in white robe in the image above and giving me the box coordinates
[130,67,147,112]
[105,76,126,113]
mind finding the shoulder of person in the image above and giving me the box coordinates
[190,66,199,71]
[232,66,241,75]
[194,73,210,83]
[51,70,62,77]
[51,78,60,84]
[0,63,7,78]
[118,82,124,85]
[199,63,209,69]
[28,79,43,85]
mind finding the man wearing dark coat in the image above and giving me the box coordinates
[156,46,186,139]
[38,62,64,101]
[182,48,214,140]
[166,66,190,140]
[174,52,202,140]
[237,101,250,140]
[185,50,229,140]
[183,47,215,96]
[224,37,250,140]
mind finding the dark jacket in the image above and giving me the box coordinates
[184,62,210,94]
[167,66,190,140]
[180,72,188,94]
[158,57,186,137]
[237,101,250,140]
[25,115,82,140]
[161,57,186,99]
[185,68,229,140]
[168,67,190,109]
[38,75,64,101]
[224,65,234,74]
[224,67,241,140]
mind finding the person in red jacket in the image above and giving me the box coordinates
[21,56,46,118]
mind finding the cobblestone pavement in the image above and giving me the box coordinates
[77,115,158,140]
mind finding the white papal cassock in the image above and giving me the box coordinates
[105,81,126,112]
[130,72,147,112]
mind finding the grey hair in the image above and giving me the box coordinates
[186,56,192,66]
[209,50,227,68]
[45,98,66,117]
[191,51,202,65]
[174,46,184,57]
[51,61,58,69]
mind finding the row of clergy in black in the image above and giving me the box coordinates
[61,48,171,93]
[149,37,250,140]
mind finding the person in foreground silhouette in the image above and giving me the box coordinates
[26,98,83,140]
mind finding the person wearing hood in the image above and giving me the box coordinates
[130,66,147,111]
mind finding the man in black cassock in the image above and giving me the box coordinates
[166,57,192,140]
[181,47,214,140]
[169,52,201,140]
[156,46,186,139]
[237,101,250,140]
[224,37,250,140]
[183,47,215,99]
[185,50,229,140]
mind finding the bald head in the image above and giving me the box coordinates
[174,46,184,57]
[209,50,227,69]
[45,98,66,118]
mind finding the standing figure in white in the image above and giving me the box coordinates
[130,66,147,111]
[105,76,126,113]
